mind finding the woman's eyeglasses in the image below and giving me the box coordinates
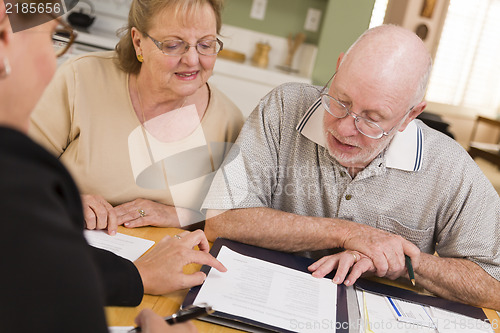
[146,34,223,56]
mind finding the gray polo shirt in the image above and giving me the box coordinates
[202,83,500,281]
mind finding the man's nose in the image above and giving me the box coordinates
[335,112,359,137]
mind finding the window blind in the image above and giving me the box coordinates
[371,0,500,117]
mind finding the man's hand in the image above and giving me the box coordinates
[134,230,227,295]
[339,221,421,279]
[308,250,376,285]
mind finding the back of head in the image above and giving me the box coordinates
[116,0,224,74]
[339,24,432,106]
[1,0,62,132]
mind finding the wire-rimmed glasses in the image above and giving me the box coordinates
[145,34,223,56]
[320,74,414,139]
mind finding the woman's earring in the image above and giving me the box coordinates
[137,54,144,63]
[0,56,11,79]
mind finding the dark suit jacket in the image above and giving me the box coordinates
[0,127,143,332]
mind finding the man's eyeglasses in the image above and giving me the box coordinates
[52,17,76,58]
[320,74,414,140]
[145,34,223,56]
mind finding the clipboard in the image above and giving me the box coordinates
[182,238,354,333]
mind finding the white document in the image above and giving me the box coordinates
[361,291,435,333]
[84,230,155,262]
[193,246,338,333]
[387,296,435,328]
[108,327,134,333]
[359,290,493,333]
[355,290,367,333]
[430,307,494,333]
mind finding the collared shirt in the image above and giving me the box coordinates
[202,82,500,281]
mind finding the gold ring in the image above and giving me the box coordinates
[138,209,146,217]
[174,234,182,240]
[352,253,358,263]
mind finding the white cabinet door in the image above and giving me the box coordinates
[209,74,275,118]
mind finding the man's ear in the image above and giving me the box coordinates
[336,52,344,71]
[399,101,426,132]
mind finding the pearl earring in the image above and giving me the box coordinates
[0,57,11,79]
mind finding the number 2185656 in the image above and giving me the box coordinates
[5,2,61,14]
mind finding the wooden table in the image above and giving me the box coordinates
[106,226,500,332]
[105,226,240,332]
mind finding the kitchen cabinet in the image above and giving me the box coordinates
[210,58,311,118]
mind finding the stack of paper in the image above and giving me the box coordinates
[83,230,155,262]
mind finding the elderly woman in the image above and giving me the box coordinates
[29,0,244,235]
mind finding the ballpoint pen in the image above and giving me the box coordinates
[128,304,214,332]
[405,255,416,286]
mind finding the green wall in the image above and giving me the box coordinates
[313,0,375,84]
[222,0,375,84]
[222,0,327,45]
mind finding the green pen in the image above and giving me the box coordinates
[405,255,415,286]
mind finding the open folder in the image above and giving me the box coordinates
[182,238,493,333]
[183,238,351,333]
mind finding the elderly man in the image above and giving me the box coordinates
[202,25,500,310]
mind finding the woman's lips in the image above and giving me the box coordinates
[176,71,199,80]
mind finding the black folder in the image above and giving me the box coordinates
[182,238,351,333]
[183,238,491,332]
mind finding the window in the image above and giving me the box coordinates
[370,0,500,118]
[427,0,500,117]
[369,0,389,28]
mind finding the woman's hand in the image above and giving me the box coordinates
[114,198,202,228]
[81,194,117,235]
[134,230,227,295]
[134,309,197,333]
[308,250,376,286]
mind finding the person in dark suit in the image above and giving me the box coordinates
[0,1,224,331]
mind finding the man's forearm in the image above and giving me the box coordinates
[415,253,500,310]
[205,207,345,252]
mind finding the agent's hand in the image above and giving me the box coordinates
[134,309,197,333]
[308,250,376,286]
[81,194,117,235]
[134,230,227,295]
[339,221,421,279]
[114,199,201,228]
